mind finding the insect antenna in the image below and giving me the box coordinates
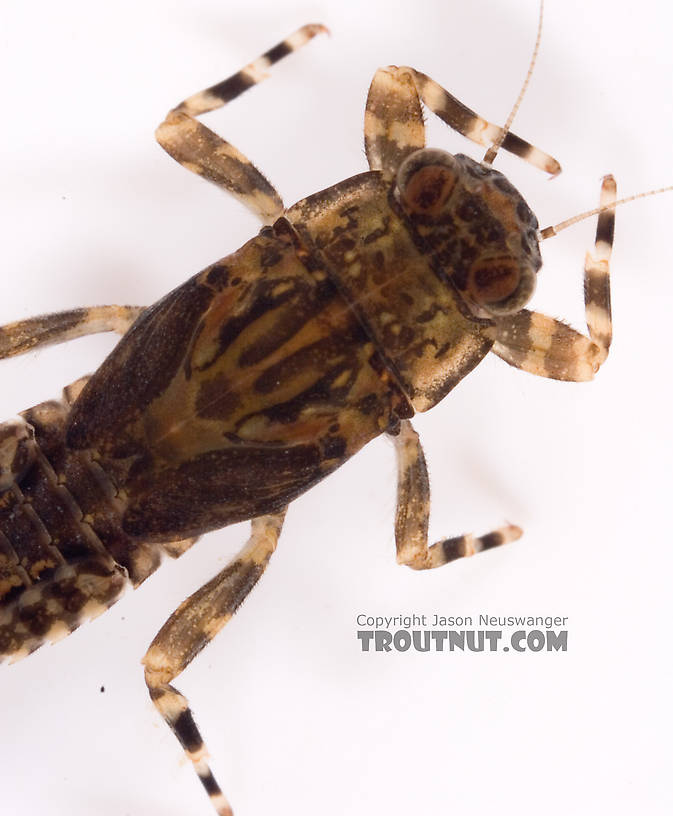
[538,183,673,240]
[483,0,545,167]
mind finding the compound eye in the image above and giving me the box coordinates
[396,148,458,216]
[467,257,535,315]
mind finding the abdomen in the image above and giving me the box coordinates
[0,379,189,661]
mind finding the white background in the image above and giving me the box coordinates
[2,1,672,814]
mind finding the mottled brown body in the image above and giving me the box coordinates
[1,19,622,816]
[0,165,509,651]
[67,211,413,540]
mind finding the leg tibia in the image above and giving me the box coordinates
[584,175,615,361]
[422,525,522,570]
[156,25,327,223]
[142,510,286,816]
[405,68,561,176]
[174,24,328,118]
[492,176,617,381]
[391,420,520,570]
[363,62,561,178]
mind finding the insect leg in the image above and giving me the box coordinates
[364,68,425,178]
[142,509,286,816]
[156,24,327,224]
[491,176,615,380]
[390,420,521,570]
[0,305,143,361]
[400,67,560,176]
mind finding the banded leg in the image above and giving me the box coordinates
[391,420,521,570]
[142,509,286,816]
[364,66,561,178]
[156,25,327,224]
[0,305,143,361]
[491,176,616,381]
